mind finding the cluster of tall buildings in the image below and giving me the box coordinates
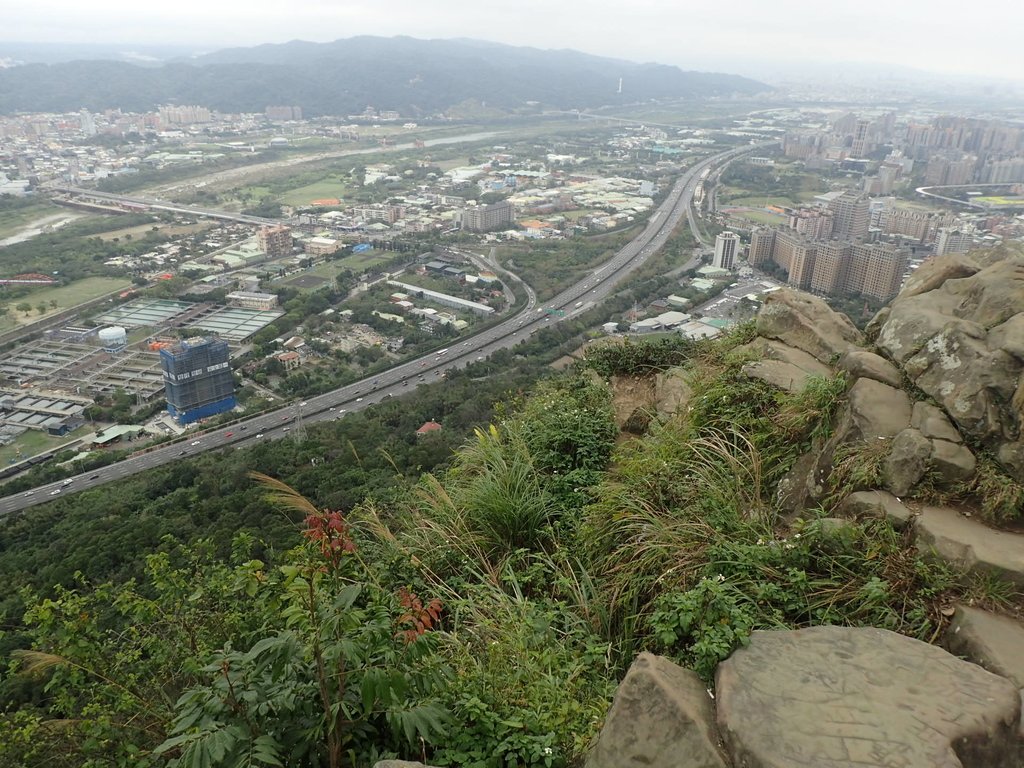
[742,190,908,302]
[785,112,1024,187]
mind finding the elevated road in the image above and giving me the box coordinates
[1,142,770,517]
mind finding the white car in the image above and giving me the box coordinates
[300,401,308,407]
[356,397,364,402]
[255,433,264,439]
[50,489,62,496]
[190,440,201,446]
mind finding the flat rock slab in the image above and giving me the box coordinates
[716,626,1020,768]
[587,652,729,768]
[837,490,913,529]
[945,605,1024,688]
[915,506,1024,587]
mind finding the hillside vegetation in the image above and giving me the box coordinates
[4,312,1017,767]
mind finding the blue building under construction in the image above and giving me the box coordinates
[160,337,236,425]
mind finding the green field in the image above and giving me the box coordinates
[0,425,91,467]
[0,276,132,330]
[276,253,391,292]
[726,209,790,226]
[974,196,1024,207]
[278,179,355,207]
[724,196,799,208]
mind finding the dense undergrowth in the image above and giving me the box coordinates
[1,327,1017,768]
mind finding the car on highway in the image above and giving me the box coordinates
[50,489,61,496]
[255,433,264,439]
[89,475,99,480]
[177,450,186,456]
[63,478,73,486]
[224,432,233,438]
[283,427,290,432]
[190,440,201,446]
[300,401,308,407]
[356,397,363,402]
[329,406,335,411]
[23,491,34,498]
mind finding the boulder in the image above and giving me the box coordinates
[586,652,729,768]
[899,252,984,299]
[916,506,1024,587]
[755,289,863,365]
[654,368,694,417]
[911,401,963,443]
[876,245,1024,481]
[715,626,1021,768]
[741,359,821,393]
[882,428,932,496]
[739,339,835,393]
[840,378,913,441]
[837,348,902,387]
[929,439,976,485]
[837,490,914,529]
[945,605,1024,688]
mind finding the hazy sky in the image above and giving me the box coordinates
[7,0,1023,82]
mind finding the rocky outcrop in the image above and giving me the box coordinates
[875,245,1024,481]
[654,368,694,417]
[591,630,1024,768]
[586,652,728,768]
[737,338,834,393]
[755,289,863,364]
[715,626,1021,768]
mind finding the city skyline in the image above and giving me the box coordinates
[4,0,1023,84]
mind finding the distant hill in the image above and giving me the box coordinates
[0,36,769,117]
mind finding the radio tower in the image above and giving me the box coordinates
[292,402,306,442]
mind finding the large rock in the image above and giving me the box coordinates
[916,506,1024,587]
[839,378,913,442]
[739,339,834,393]
[929,439,976,485]
[654,368,694,417]
[715,626,1021,768]
[883,427,932,496]
[755,289,863,365]
[945,605,1024,688]
[837,348,902,387]
[586,652,729,768]
[876,245,1024,480]
[837,490,914,529]
[911,401,963,443]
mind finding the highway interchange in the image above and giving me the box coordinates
[0,141,772,517]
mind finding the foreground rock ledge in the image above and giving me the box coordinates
[587,652,728,768]
[715,626,1020,768]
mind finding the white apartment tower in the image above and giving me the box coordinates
[713,231,739,270]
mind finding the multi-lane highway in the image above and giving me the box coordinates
[0,142,771,516]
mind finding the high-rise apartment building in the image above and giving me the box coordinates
[810,242,851,295]
[748,229,776,267]
[257,225,293,258]
[713,232,739,270]
[859,244,907,302]
[786,243,817,290]
[935,228,975,256]
[160,338,236,425]
[459,200,516,232]
[828,191,870,242]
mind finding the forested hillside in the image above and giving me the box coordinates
[4,304,1020,766]
[0,36,768,116]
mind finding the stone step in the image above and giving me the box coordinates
[915,506,1024,588]
[945,605,1024,689]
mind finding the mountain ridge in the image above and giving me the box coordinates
[0,35,769,117]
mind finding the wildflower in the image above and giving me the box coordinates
[756,538,764,546]
[543,747,554,756]
[793,533,801,539]
[716,574,726,583]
